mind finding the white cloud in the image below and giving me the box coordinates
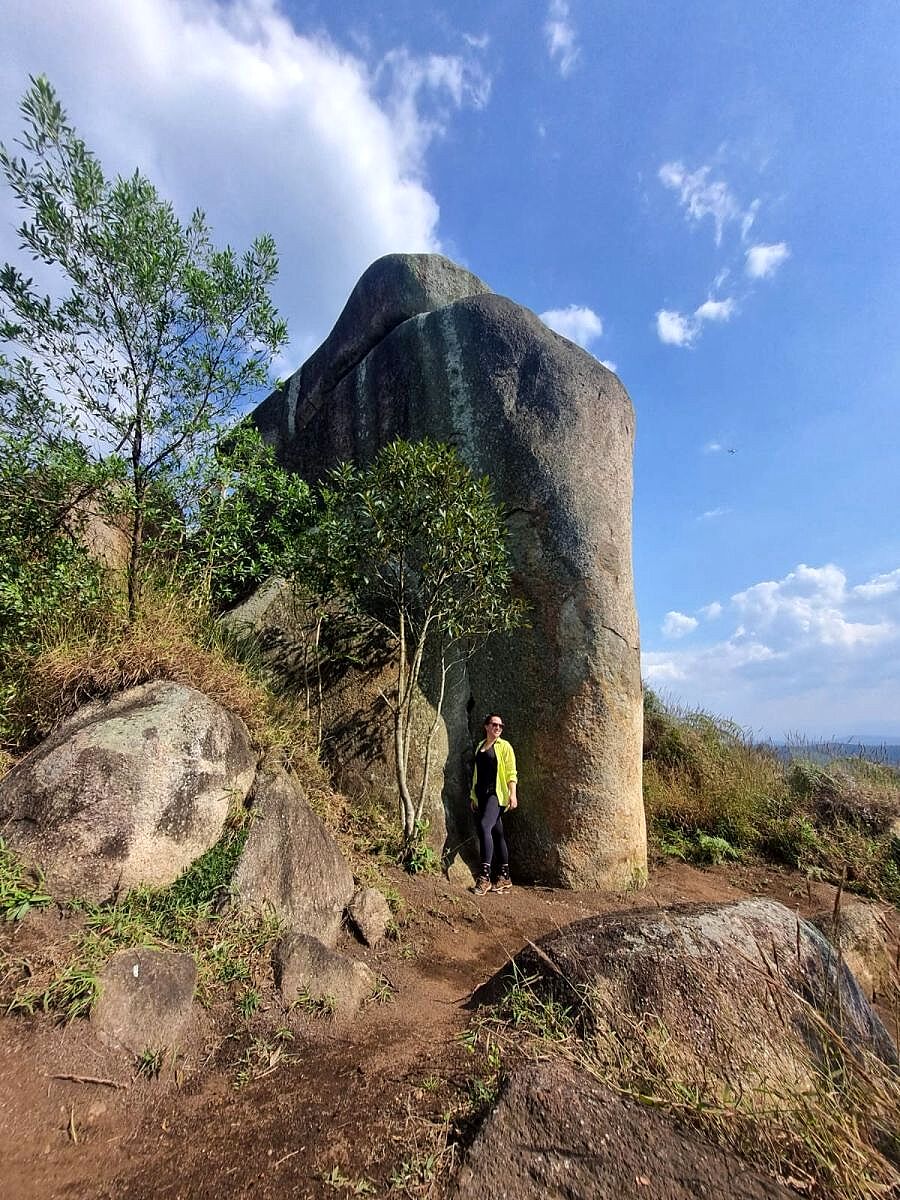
[698,507,731,520]
[463,33,490,50]
[854,568,900,600]
[694,297,735,323]
[0,0,490,374]
[656,309,697,347]
[658,160,756,246]
[539,304,603,349]
[656,296,736,347]
[545,0,579,77]
[643,658,686,683]
[599,359,618,372]
[662,611,699,639]
[745,241,791,279]
[644,561,900,736]
[703,441,724,453]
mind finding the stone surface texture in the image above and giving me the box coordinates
[499,898,897,1092]
[0,682,256,903]
[221,579,451,849]
[231,758,355,947]
[92,947,197,1055]
[811,900,895,1000]
[274,932,375,1019]
[252,252,645,889]
[452,1058,796,1200]
[348,887,392,946]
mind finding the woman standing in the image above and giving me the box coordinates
[470,713,518,895]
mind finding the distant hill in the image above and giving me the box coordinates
[771,740,900,767]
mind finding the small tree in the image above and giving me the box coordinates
[317,439,526,846]
[0,77,287,618]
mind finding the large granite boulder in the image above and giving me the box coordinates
[453,1058,796,1200]
[492,899,897,1092]
[230,757,355,947]
[0,682,256,903]
[252,253,645,889]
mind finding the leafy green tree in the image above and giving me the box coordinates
[316,438,526,845]
[158,422,314,611]
[0,76,287,619]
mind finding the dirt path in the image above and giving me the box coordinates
[0,861,877,1199]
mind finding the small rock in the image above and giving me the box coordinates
[275,931,374,1020]
[446,854,475,890]
[348,887,392,946]
[92,948,196,1055]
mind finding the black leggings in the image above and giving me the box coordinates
[475,794,508,872]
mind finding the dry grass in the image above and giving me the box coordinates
[478,961,900,1200]
[643,690,900,903]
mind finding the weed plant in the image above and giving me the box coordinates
[643,689,900,904]
[0,837,51,921]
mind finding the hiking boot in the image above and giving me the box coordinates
[493,872,512,894]
[474,872,492,896]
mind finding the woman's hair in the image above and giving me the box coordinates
[483,713,504,728]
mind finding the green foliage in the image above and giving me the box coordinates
[316,439,526,644]
[0,837,52,921]
[0,426,114,725]
[315,439,526,842]
[401,820,440,875]
[292,988,337,1019]
[161,422,314,609]
[231,1030,295,1088]
[4,820,282,1020]
[135,1047,165,1079]
[0,76,287,616]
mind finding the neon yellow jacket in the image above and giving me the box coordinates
[470,737,518,808]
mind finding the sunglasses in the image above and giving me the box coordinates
[487,721,503,728]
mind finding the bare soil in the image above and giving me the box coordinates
[1,859,895,1200]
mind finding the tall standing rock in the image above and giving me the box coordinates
[253,254,645,889]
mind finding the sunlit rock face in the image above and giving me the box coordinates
[253,253,645,889]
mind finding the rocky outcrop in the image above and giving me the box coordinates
[491,899,896,1090]
[452,1058,796,1200]
[231,758,354,947]
[0,682,256,903]
[252,253,645,889]
[221,578,450,849]
[274,932,375,1020]
[92,948,197,1055]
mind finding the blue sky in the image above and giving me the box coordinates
[2,0,899,738]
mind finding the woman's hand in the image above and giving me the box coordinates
[508,785,518,811]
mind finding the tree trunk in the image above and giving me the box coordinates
[127,480,145,622]
[394,609,416,838]
[416,639,450,826]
